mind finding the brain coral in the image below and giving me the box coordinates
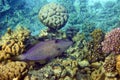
[2,40,25,56]
[0,25,30,61]
[102,28,120,54]
[0,50,11,61]
[39,3,68,30]
[0,61,28,80]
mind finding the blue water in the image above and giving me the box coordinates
[0,0,120,36]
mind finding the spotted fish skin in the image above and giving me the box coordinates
[15,39,73,61]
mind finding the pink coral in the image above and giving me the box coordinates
[102,28,120,54]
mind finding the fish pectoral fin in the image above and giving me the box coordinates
[38,60,47,64]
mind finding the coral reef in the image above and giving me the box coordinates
[0,25,31,61]
[0,25,30,45]
[39,2,68,31]
[0,1,120,80]
[90,54,120,80]
[91,65,105,80]
[86,29,105,62]
[66,32,88,60]
[27,58,78,80]
[91,29,104,43]
[102,28,120,54]
[103,54,118,77]
[0,61,28,80]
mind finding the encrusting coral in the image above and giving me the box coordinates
[0,61,28,80]
[39,2,68,31]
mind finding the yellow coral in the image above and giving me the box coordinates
[91,66,105,80]
[116,55,120,76]
[0,25,30,46]
[103,54,118,78]
[2,40,25,56]
[39,28,49,38]
[0,50,11,61]
[91,29,104,43]
[0,61,28,80]
[54,58,78,79]
[13,25,30,42]
[0,25,30,61]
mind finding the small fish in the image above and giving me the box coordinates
[13,39,73,61]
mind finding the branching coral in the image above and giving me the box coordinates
[0,61,28,80]
[102,28,120,54]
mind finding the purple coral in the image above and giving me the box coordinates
[102,28,120,54]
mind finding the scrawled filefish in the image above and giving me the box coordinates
[13,39,73,61]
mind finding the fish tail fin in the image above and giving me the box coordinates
[12,54,26,61]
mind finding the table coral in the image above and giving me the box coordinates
[0,61,28,80]
[39,2,68,31]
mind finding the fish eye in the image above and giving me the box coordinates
[55,39,60,43]
[57,48,61,51]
